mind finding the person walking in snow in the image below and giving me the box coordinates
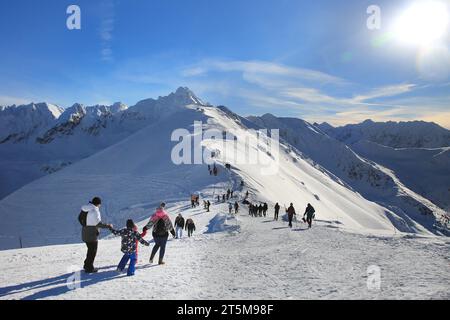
[174,214,185,239]
[286,203,296,228]
[226,189,231,200]
[206,200,211,212]
[263,203,268,217]
[303,203,316,229]
[143,203,176,265]
[228,202,233,214]
[217,195,220,203]
[274,203,280,221]
[78,197,112,274]
[234,201,239,214]
[230,190,234,198]
[195,195,200,207]
[222,194,226,202]
[191,195,196,208]
[258,204,263,217]
[110,219,149,276]
[185,218,196,237]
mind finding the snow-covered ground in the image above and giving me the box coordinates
[0,188,448,300]
[0,89,448,300]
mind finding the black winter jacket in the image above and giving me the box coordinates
[111,228,149,254]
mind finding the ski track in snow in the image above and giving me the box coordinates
[0,188,448,300]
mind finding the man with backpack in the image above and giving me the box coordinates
[174,214,185,239]
[303,203,316,229]
[78,197,112,273]
[143,203,176,265]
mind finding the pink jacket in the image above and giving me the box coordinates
[144,208,175,236]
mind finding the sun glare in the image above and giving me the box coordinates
[393,1,449,46]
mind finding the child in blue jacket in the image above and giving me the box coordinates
[110,219,149,276]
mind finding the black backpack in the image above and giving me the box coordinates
[154,218,167,236]
[78,210,88,227]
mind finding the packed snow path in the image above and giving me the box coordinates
[0,196,448,300]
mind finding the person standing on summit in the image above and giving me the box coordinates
[78,197,112,274]
[143,203,176,265]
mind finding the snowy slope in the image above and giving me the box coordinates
[1,98,448,250]
[247,114,446,234]
[318,120,450,210]
[0,88,202,200]
[321,119,450,148]
[0,98,449,299]
[0,106,224,249]
[0,191,448,300]
[350,141,450,210]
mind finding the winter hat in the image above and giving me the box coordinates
[160,202,166,208]
[126,219,135,230]
[91,197,102,206]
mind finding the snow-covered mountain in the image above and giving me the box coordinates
[247,114,447,233]
[320,119,450,148]
[0,102,63,144]
[317,120,450,210]
[0,91,448,250]
[0,87,203,200]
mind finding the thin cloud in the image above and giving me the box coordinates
[99,1,115,62]
[183,59,348,86]
[352,84,416,103]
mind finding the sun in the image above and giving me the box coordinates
[393,1,449,46]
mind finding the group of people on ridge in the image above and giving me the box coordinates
[246,201,315,229]
[78,190,317,277]
[79,199,187,276]
[248,202,268,217]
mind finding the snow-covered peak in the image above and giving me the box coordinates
[173,86,204,105]
[327,120,450,148]
[129,87,205,120]
[0,102,64,143]
[111,102,128,113]
[57,103,86,123]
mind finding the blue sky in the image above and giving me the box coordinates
[0,0,449,127]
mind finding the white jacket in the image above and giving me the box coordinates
[81,203,102,227]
